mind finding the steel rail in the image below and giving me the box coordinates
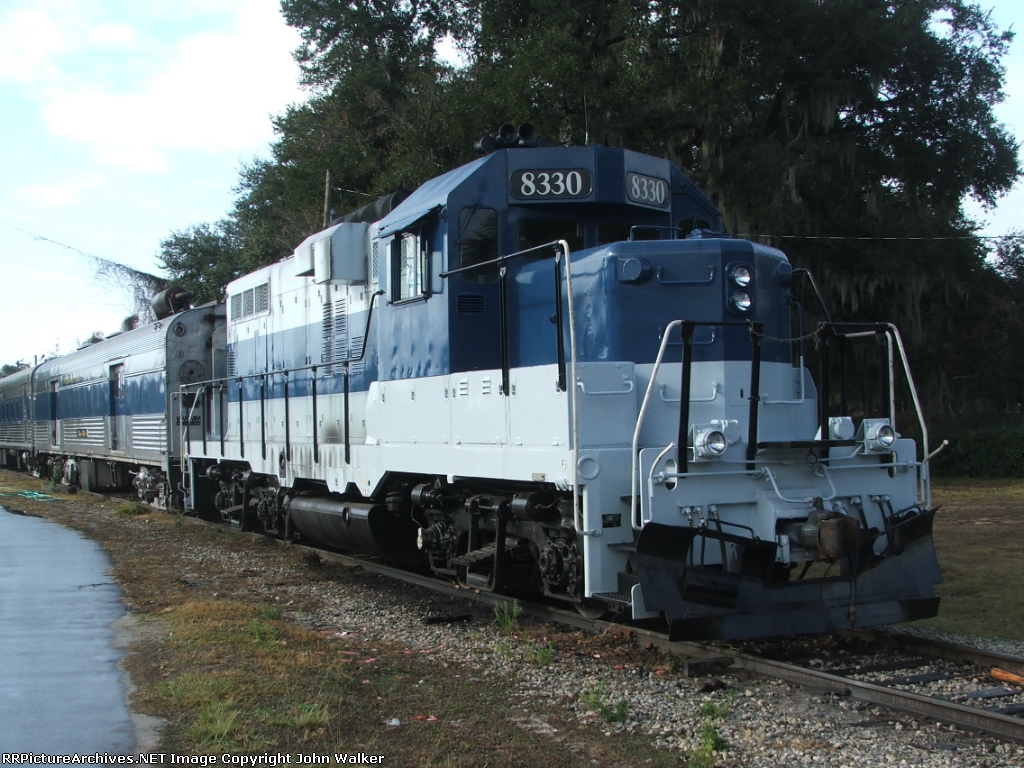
[849,628,1024,677]
[198,517,1024,745]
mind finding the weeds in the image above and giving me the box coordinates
[48,463,62,491]
[260,604,283,620]
[581,682,629,724]
[115,502,148,517]
[687,694,731,767]
[524,641,554,666]
[493,639,515,660]
[493,599,520,635]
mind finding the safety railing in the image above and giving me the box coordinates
[632,318,934,529]
[178,291,383,471]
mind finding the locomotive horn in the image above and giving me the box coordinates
[474,133,497,156]
[496,123,518,145]
[517,122,539,147]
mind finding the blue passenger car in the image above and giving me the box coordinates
[0,295,222,508]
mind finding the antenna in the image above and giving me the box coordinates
[584,95,589,145]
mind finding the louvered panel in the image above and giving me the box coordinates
[322,300,334,373]
[132,416,167,453]
[35,422,50,443]
[62,417,106,448]
[0,422,30,443]
[349,335,365,375]
[458,293,485,314]
[334,298,349,369]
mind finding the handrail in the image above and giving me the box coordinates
[180,290,383,467]
[809,321,932,508]
[577,377,634,396]
[441,241,572,393]
[632,319,681,530]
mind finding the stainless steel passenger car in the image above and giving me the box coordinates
[0,295,223,507]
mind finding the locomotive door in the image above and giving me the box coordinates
[109,363,125,450]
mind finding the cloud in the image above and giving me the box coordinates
[7,1,303,175]
[88,22,137,47]
[0,8,66,84]
[14,173,111,210]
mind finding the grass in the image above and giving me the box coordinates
[115,501,149,517]
[523,641,554,666]
[144,599,546,756]
[5,466,1022,765]
[493,599,520,635]
[581,682,629,724]
[911,478,1024,641]
[687,694,732,768]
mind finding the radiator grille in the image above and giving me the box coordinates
[457,293,485,314]
[322,300,334,374]
[349,335,365,376]
[255,283,270,313]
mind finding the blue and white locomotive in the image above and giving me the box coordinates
[175,125,943,639]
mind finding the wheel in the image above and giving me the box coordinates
[575,600,609,620]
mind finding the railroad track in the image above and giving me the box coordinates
[62,493,1022,748]
[261,532,1024,745]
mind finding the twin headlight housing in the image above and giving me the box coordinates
[728,264,753,313]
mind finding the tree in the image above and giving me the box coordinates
[1,361,29,377]
[157,221,245,305]
[160,0,1020,418]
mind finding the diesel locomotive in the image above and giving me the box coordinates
[0,125,942,639]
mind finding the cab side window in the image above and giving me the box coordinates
[391,231,428,302]
[459,208,499,283]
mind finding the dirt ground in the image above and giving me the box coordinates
[2,470,1021,763]
[0,470,687,765]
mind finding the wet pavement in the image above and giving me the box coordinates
[0,506,136,753]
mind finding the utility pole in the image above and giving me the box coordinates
[323,169,332,229]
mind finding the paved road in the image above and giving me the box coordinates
[0,507,136,753]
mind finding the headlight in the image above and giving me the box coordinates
[694,427,727,458]
[860,419,897,452]
[730,291,752,312]
[729,265,752,287]
[874,424,896,448]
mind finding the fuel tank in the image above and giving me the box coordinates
[285,495,424,566]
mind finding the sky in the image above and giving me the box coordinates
[0,0,1022,367]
